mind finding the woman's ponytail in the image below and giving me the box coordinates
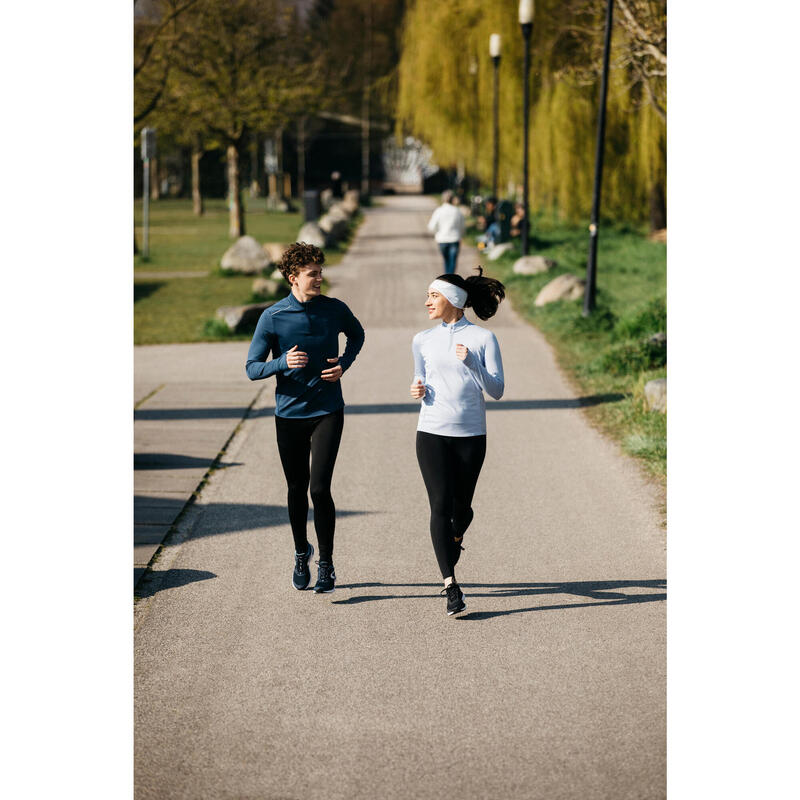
[464,265,505,320]
[436,266,505,320]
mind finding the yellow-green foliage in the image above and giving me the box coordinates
[397,0,665,223]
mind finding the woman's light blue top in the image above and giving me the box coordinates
[412,317,504,437]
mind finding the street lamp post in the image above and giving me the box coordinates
[583,0,614,316]
[519,1,534,256]
[141,127,157,260]
[469,57,480,195]
[490,34,501,199]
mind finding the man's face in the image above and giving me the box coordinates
[291,264,323,297]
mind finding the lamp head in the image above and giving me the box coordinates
[518,0,534,25]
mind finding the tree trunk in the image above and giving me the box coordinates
[361,90,370,197]
[361,4,372,198]
[191,139,204,216]
[249,136,260,197]
[649,180,666,232]
[150,156,160,200]
[276,127,285,199]
[297,117,306,198]
[227,144,245,238]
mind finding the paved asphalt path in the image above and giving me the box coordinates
[134,195,666,799]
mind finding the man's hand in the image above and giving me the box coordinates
[321,357,343,382]
[286,344,308,369]
[410,378,426,399]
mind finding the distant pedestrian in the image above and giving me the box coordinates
[427,189,465,274]
[410,268,506,615]
[246,242,365,594]
[476,196,501,250]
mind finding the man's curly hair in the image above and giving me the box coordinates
[278,242,325,282]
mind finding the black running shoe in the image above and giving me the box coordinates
[292,542,314,590]
[444,582,466,616]
[314,560,336,593]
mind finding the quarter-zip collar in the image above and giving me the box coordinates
[441,316,471,332]
[286,292,319,311]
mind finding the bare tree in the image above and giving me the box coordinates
[158,0,316,236]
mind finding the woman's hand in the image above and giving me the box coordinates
[455,343,469,361]
[285,344,308,369]
[410,378,426,399]
[321,357,343,382]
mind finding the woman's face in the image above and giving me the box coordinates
[290,264,323,298]
[425,289,453,320]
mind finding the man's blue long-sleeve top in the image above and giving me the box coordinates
[246,292,365,418]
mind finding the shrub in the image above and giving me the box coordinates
[201,318,234,339]
[599,337,667,376]
[614,296,666,340]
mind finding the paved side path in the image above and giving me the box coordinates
[134,343,262,584]
[134,195,665,799]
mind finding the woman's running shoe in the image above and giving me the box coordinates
[292,542,314,590]
[314,560,336,593]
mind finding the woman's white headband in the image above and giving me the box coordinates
[429,279,467,309]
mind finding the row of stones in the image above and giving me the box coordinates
[215,191,362,333]
[485,249,665,412]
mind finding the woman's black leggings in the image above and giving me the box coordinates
[416,430,487,579]
[275,409,344,562]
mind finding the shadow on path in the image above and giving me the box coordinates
[134,453,243,470]
[135,502,375,538]
[332,579,665,620]
[134,394,626,421]
[135,568,217,599]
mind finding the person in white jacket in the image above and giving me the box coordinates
[409,268,506,615]
[427,189,466,274]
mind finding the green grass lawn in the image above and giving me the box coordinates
[471,213,666,484]
[135,197,306,273]
[134,197,359,344]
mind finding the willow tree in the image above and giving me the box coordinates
[397,0,666,228]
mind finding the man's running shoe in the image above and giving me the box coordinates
[444,582,466,616]
[314,560,336,593]
[292,542,314,590]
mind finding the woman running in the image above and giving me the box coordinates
[246,242,365,593]
[410,268,505,616]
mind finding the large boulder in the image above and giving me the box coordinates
[513,255,556,275]
[343,189,360,212]
[487,242,514,261]
[252,277,280,298]
[328,201,352,221]
[318,211,349,240]
[320,188,334,211]
[296,222,328,249]
[266,195,290,212]
[341,197,359,216]
[215,302,273,333]
[262,242,289,264]
[220,236,271,274]
[644,378,667,412]
[534,274,585,306]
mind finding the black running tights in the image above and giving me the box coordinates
[275,409,344,562]
[416,430,487,579]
